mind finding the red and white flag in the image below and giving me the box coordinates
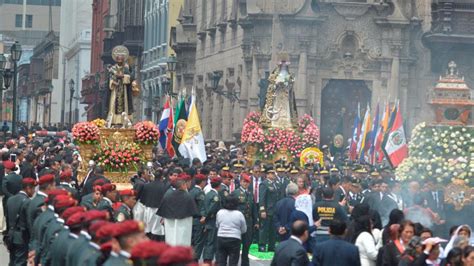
[382,103,408,167]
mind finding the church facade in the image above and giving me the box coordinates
[171,0,474,144]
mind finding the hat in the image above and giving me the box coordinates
[210,176,222,184]
[370,171,380,177]
[231,159,245,169]
[100,241,114,253]
[38,174,55,185]
[101,183,116,193]
[240,173,251,183]
[221,163,230,171]
[59,169,73,180]
[275,163,286,172]
[61,206,86,220]
[131,241,170,260]
[54,196,77,209]
[83,210,109,223]
[264,165,275,173]
[113,220,145,237]
[289,166,299,174]
[330,166,339,172]
[46,189,70,203]
[194,174,207,181]
[158,246,194,266]
[176,173,191,181]
[22,177,37,186]
[89,221,111,237]
[92,179,106,187]
[119,189,136,197]
[4,161,16,170]
[96,223,118,239]
[66,212,85,227]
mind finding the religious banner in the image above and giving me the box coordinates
[295,194,313,226]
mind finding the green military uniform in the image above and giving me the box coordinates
[189,185,206,260]
[66,231,92,266]
[41,217,66,265]
[50,229,74,266]
[26,191,47,252]
[231,186,257,266]
[219,183,230,205]
[6,191,30,265]
[115,204,133,222]
[80,192,100,210]
[58,182,79,200]
[202,188,221,262]
[2,171,22,231]
[76,241,102,266]
[32,206,57,263]
[103,251,133,265]
[98,197,115,218]
[258,177,279,252]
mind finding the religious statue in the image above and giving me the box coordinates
[260,53,298,128]
[106,45,140,128]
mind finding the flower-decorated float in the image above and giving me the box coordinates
[396,61,474,214]
[72,46,157,187]
[241,53,321,164]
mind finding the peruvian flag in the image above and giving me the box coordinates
[159,97,176,157]
[382,103,408,168]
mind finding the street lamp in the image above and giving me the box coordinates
[69,79,75,124]
[10,41,22,135]
[0,54,12,124]
[166,54,177,94]
[161,77,170,95]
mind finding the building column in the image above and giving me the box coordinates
[296,52,307,114]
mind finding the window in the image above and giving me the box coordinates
[26,15,33,28]
[15,14,22,27]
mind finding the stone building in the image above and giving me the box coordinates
[172,0,474,144]
[142,0,184,122]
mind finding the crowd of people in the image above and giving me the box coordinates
[0,135,473,266]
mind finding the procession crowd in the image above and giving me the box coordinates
[0,135,473,266]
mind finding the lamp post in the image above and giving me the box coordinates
[166,54,177,95]
[0,54,8,123]
[69,79,75,124]
[211,71,222,91]
[10,41,22,135]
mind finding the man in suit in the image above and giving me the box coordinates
[81,166,110,197]
[271,220,310,266]
[312,219,361,266]
[273,182,298,241]
[20,153,37,179]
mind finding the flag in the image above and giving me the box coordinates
[368,104,379,164]
[178,91,207,164]
[159,98,172,149]
[172,97,187,157]
[382,102,408,168]
[375,102,389,163]
[349,103,361,161]
[357,104,371,162]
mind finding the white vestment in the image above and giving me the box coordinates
[164,217,193,246]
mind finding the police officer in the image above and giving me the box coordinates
[258,166,279,252]
[189,174,207,261]
[231,173,257,266]
[6,178,37,265]
[202,176,222,264]
[115,189,137,222]
[313,187,348,243]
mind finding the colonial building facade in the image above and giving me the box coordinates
[172,0,473,144]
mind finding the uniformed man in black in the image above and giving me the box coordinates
[258,165,279,252]
[2,160,22,231]
[275,160,289,199]
[231,173,257,266]
[189,173,207,261]
[202,176,222,264]
[6,177,37,265]
[58,168,79,200]
[313,187,348,243]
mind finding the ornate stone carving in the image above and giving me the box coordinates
[331,3,370,20]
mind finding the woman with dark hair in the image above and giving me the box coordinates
[353,215,379,266]
[382,220,416,266]
[440,247,463,266]
[382,209,405,245]
[462,246,474,266]
[216,195,247,266]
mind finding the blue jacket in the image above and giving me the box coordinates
[273,197,295,240]
[312,236,361,266]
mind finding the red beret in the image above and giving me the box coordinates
[83,210,109,223]
[46,189,70,203]
[96,223,117,239]
[210,176,222,184]
[61,206,86,220]
[92,179,106,187]
[131,240,169,259]
[4,161,16,170]
[101,183,116,193]
[89,220,111,235]
[241,173,251,183]
[112,202,123,211]
[93,185,102,192]
[113,220,144,237]
[38,174,55,185]
[177,173,191,181]
[119,189,136,197]
[22,177,37,186]
[194,174,207,181]
[59,169,72,180]
[54,197,77,209]
[158,246,194,265]
[100,241,113,252]
[66,212,84,227]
